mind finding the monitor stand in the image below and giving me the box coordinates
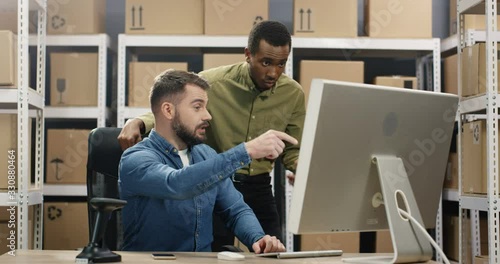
[343,156,433,264]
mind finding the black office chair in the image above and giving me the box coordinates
[76,127,127,263]
[76,127,241,260]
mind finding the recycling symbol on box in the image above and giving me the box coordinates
[51,15,66,30]
[47,206,62,220]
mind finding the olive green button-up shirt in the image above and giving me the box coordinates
[139,62,306,175]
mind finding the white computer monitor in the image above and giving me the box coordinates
[288,79,458,263]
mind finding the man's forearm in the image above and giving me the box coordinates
[137,112,155,133]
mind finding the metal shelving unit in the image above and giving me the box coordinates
[0,0,46,251]
[456,0,500,263]
[117,35,249,127]
[444,189,460,202]
[290,37,441,91]
[26,34,111,197]
[43,184,86,197]
[117,34,441,253]
[29,34,111,127]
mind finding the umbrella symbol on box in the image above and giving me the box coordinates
[253,16,263,26]
[50,158,64,181]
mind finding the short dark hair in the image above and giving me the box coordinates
[247,20,292,55]
[150,69,209,114]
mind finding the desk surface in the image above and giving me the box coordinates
[0,250,438,263]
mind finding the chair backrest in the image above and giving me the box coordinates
[86,127,124,251]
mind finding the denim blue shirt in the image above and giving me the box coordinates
[119,129,265,251]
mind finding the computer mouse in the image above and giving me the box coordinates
[217,251,245,261]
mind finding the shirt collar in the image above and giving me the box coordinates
[149,129,181,155]
[240,62,278,95]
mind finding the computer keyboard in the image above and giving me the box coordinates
[256,249,343,259]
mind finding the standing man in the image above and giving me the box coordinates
[118,21,306,250]
[119,69,292,252]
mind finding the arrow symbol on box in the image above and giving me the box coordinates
[139,6,143,27]
[132,6,136,27]
[299,8,304,30]
[307,9,312,30]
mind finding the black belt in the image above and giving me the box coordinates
[231,173,271,184]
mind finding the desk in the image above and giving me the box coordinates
[0,250,438,263]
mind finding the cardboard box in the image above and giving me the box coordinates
[444,54,458,95]
[47,0,105,34]
[365,0,432,38]
[0,115,16,189]
[0,206,35,254]
[461,43,500,97]
[0,31,17,86]
[125,0,203,35]
[43,202,88,250]
[299,60,364,106]
[443,214,488,262]
[46,129,91,184]
[0,222,12,255]
[0,206,35,224]
[0,115,33,190]
[293,0,357,37]
[444,152,459,190]
[204,0,268,35]
[50,53,98,106]
[299,232,360,253]
[462,120,486,194]
[0,12,37,34]
[203,54,243,70]
[450,0,500,35]
[129,62,188,107]
[374,76,417,89]
[462,120,500,194]
[443,215,468,262]
[475,256,490,264]
[375,230,393,253]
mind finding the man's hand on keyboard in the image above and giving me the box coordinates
[252,235,286,254]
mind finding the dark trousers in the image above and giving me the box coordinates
[212,173,282,252]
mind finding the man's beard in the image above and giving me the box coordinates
[172,114,206,147]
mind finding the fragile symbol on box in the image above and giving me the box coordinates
[130,5,145,30]
[297,8,313,32]
[56,78,66,104]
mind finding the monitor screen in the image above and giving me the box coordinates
[288,79,458,262]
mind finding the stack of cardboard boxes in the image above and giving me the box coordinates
[0,30,18,217]
[41,0,106,251]
[47,0,105,107]
[444,1,496,261]
[124,0,266,107]
[123,0,433,108]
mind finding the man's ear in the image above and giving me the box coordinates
[160,102,175,120]
[244,47,251,62]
